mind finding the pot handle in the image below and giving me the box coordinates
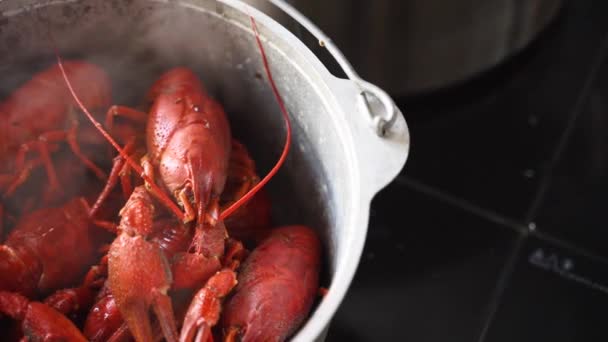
[331,76,410,196]
[264,0,410,194]
[267,0,397,137]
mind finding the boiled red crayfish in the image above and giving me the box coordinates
[64,66,235,342]
[0,291,87,341]
[0,197,107,298]
[0,60,111,198]
[222,225,321,342]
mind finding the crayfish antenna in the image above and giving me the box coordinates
[52,52,185,222]
[220,17,292,220]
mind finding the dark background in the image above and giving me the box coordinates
[326,0,608,341]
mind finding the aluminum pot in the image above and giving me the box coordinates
[0,0,409,340]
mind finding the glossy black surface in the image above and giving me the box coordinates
[327,183,517,342]
[535,54,608,259]
[483,237,608,342]
[395,0,608,220]
[326,0,608,341]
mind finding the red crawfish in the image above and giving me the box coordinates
[0,60,111,198]
[0,291,87,341]
[222,225,321,342]
[0,197,105,298]
[63,66,234,342]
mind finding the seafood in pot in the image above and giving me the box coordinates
[0,15,326,342]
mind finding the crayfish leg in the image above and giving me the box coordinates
[178,188,198,224]
[10,138,62,197]
[170,253,221,325]
[90,138,137,218]
[105,105,148,135]
[6,126,108,199]
[65,123,108,181]
[222,239,247,271]
[179,269,238,342]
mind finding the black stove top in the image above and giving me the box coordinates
[326,1,608,341]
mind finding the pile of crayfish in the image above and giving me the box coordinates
[0,27,323,342]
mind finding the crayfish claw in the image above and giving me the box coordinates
[118,302,154,342]
[152,288,179,342]
[108,234,178,342]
